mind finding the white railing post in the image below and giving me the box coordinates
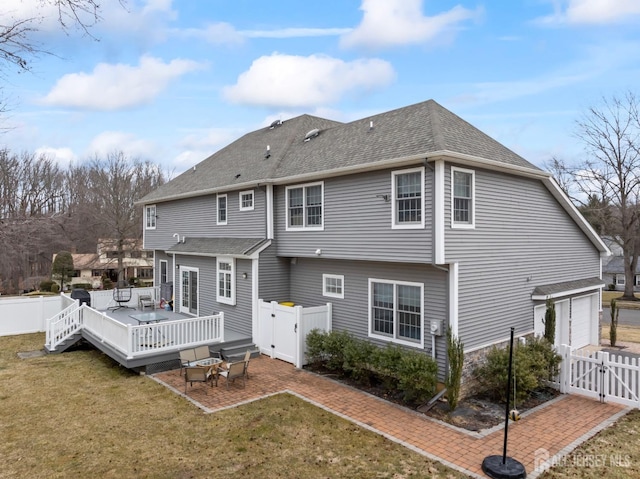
[326,302,332,331]
[127,323,133,359]
[294,305,303,369]
[219,311,225,343]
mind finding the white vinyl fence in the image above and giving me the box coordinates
[0,295,75,336]
[258,299,332,368]
[556,344,640,408]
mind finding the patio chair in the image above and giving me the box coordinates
[194,345,211,361]
[179,349,197,376]
[243,350,252,379]
[138,294,155,310]
[184,367,210,394]
[218,360,246,389]
[109,283,133,311]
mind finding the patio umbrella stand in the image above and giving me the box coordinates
[481,327,526,479]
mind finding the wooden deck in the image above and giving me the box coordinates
[46,301,252,374]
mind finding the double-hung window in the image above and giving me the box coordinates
[286,182,324,230]
[451,167,475,228]
[322,274,344,299]
[145,205,156,229]
[368,279,424,347]
[217,194,227,225]
[239,190,254,211]
[217,258,235,305]
[392,168,424,229]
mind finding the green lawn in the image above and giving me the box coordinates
[0,333,465,479]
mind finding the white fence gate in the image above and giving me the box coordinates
[258,300,332,368]
[556,344,640,408]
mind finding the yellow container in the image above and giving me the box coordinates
[279,301,295,307]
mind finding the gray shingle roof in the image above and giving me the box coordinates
[603,256,638,274]
[532,277,605,298]
[166,237,269,257]
[140,99,541,204]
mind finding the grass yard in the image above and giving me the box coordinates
[0,333,465,479]
[538,409,640,478]
[602,291,640,309]
[602,324,640,344]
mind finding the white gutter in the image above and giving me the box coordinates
[138,150,547,205]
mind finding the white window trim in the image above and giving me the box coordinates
[617,274,626,286]
[391,167,425,230]
[217,194,228,225]
[239,190,254,211]
[451,166,475,229]
[216,257,236,305]
[368,278,424,348]
[145,204,156,230]
[285,181,325,231]
[322,274,344,299]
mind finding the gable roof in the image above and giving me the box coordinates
[139,99,542,205]
[531,277,605,300]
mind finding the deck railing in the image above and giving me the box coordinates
[80,306,224,359]
[46,301,83,351]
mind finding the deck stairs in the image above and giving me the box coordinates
[45,332,83,354]
[217,342,260,362]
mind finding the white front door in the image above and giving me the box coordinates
[180,266,199,315]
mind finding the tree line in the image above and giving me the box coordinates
[0,150,166,293]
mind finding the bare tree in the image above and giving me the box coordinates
[572,92,640,300]
[86,151,166,283]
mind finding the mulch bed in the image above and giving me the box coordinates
[305,364,561,432]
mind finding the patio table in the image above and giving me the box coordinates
[130,312,170,346]
[187,357,223,386]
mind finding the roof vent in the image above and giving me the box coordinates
[304,128,320,142]
[264,145,271,159]
[269,120,282,129]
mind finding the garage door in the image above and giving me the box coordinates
[571,295,595,348]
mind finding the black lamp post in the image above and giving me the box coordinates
[481,327,527,479]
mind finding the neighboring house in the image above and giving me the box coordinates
[138,99,609,377]
[54,239,154,289]
[603,256,640,291]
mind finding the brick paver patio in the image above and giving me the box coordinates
[153,355,628,479]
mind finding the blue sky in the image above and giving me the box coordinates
[2,0,640,175]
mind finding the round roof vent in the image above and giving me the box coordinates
[269,120,282,129]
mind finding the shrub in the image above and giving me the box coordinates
[50,283,60,294]
[305,329,327,366]
[610,298,619,347]
[39,280,55,292]
[102,278,113,290]
[446,331,464,411]
[73,283,92,290]
[305,329,438,405]
[395,350,438,403]
[544,298,556,345]
[474,337,561,404]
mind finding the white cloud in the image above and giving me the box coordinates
[241,27,352,39]
[177,22,245,45]
[40,56,204,110]
[536,0,640,25]
[35,146,77,167]
[340,0,479,50]
[223,53,395,108]
[86,131,157,159]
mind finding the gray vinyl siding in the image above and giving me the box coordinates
[258,244,291,302]
[144,188,266,250]
[288,258,448,377]
[174,254,253,338]
[275,166,434,263]
[444,164,602,351]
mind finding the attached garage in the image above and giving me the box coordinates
[570,294,598,349]
[532,278,603,349]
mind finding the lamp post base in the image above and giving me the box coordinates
[481,455,526,479]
